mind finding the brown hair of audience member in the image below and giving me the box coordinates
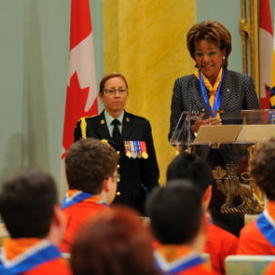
[0,169,57,238]
[65,138,119,194]
[249,139,275,201]
[187,20,232,68]
[99,72,128,94]
[71,207,160,275]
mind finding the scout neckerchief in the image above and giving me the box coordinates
[195,68,224,118]
[154,244,209,275]
[0,238,61,275]
[61,189,107,209]
[256,200,275,246]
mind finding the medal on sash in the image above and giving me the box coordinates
[134,141,142,158]
[140,141,148,159]
[130,141,137,158]
[124,141,148,159]
[124,141,132,158]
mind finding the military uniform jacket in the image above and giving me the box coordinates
[169,70,260,139]
[74,111,159,213]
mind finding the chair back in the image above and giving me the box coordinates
[225,255,275,275]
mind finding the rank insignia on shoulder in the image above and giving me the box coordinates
[101,139,109,144]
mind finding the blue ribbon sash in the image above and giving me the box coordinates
[198,70,225,117]
[256,210,275,246]
[154,251,206,275]
[0,241,61,275]
[61,191,93,209]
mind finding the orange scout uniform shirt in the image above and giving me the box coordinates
[60,190,108,252]
[205,223,238,274]
[264,262,275,275]
[238,201,275,255]
[0,238,71,275]
[154,244,219,275]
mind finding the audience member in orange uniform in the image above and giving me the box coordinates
[70,207,161,275]
[60,138,119,252]
[147,181,219,275]
[238,139,275,255]
[0,169,71,275]
[264,261,275,275]
[167,152,238,274]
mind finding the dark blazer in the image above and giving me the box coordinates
[74,111,159,213]
[169,70,260,139]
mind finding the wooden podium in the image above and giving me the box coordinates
[170,110,275,234]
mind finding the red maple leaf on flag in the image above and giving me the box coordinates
[62,72,98,154]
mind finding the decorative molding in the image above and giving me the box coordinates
[240,0,260,97]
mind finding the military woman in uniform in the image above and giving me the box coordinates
[74,73,159,214]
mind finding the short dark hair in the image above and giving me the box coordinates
[250,139,275,200]
[0,169,57,238]
[187,20,231,68]
[99,73,128,94]
[65,138,119,194]
[146,180,203,245]
[71,206,160,275]
[166,152,213,192]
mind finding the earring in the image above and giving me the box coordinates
[222,56,226,66]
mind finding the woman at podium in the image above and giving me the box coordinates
[169,20,259,139]
[169,21,259,236]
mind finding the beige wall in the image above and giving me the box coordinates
[103,0,196,184]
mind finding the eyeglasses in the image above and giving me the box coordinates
[104,88,127,95]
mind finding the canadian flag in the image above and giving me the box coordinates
[259,0,273,108]
[62,0,98,156]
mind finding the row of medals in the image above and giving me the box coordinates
[124,141,148,159]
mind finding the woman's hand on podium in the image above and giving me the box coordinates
[191,113,221,134]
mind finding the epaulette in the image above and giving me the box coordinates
[77,114,97,122]
[80,117,87,139]
[79,114,98,139]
